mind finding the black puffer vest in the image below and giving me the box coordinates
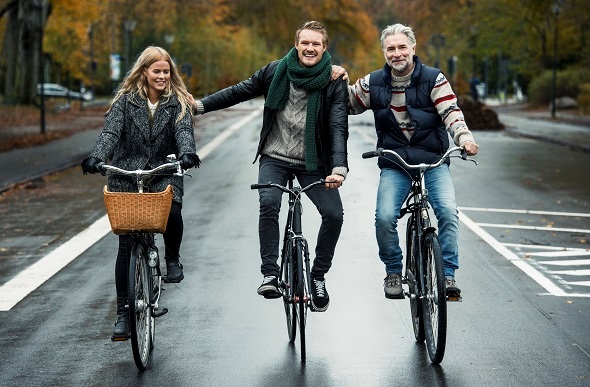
[369,55,449,170]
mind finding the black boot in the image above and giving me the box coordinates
[112,297,129,339]
[165,257,184,283]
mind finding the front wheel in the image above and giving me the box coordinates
[281,242,297,344]
[405,216,424,343]
[128,242,153,370]
[421,231,447,364]
[294,240,307,362]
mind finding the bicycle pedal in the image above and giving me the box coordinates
[111,335,130,342]
[153,307,169,318]
[447,294,462,302]
[385,293,405,300]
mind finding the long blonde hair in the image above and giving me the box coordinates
[110,46,193,122]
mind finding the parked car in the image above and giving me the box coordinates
[36,83,93,101]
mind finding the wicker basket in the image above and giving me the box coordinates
[103,185,173,234]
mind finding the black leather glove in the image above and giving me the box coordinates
[81,157,103,175]
[179,153,201,170]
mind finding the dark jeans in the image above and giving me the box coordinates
[257,156,344,278]
[115,201,183,298]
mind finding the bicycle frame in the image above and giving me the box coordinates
[100,157,186,370]
[362,146,477,364]
[251,174,325,362]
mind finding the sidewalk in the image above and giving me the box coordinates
[491,103,590,152]
[1,102,589,193]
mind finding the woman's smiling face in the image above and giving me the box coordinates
[143,60,170,99]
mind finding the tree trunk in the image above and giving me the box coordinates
[1,0,47,105]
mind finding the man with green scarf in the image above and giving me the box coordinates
[192,20,348,312]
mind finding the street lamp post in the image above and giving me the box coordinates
[164,34,175,52]
[551,1,561,119]
[123,19,137,74]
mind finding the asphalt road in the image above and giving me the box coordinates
[0,103,589,386]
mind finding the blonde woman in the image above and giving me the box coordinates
[82,46,199,339]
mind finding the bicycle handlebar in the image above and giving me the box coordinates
[251,179,327,194]
[98,161,186,177]
[362,146,478,169]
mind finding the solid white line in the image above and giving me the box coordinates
[530,251,590,257]
[477,223,590,234]
[0,108,262,312]
[503,243,587,251]
[458,206,590,218]
[550,269,590,276]
[197,108,262,159]
[0,216,112,311]
[458,211,568,296]
[566,281,590,287]
[539,259,590,265]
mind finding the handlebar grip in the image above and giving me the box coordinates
[362,150,378,159]
[251,184,264,190]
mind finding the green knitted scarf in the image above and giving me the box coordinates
[265,47,332,171]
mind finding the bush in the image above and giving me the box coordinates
[527,67,590,105]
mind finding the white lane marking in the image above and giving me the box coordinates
[0,217,111,311]
[531,250,590,257]
[550,270,590,276]
[503,243,587,251]
[197,108,262,159]
[476,223,590,233]
[539,259,590,265]
[0,108,263,312]
[459,206,590,218]
[567,281,590,287]
[458,211,569,296]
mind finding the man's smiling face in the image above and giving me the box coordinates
[295,29,326,67]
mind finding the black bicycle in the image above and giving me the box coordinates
[100,157,187,370]
[362,146,477,364]
[251,174,326,362]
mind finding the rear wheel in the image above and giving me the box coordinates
[405,216,424,343]
[421,231,447,364]
[281,242,297,343]
[128,243,152,370]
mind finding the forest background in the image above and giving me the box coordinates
[1,0,589,109]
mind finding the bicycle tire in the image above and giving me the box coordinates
[281,242,297,343]
[421,231,447,364]
[405,215,425,343]
[294,239,306,362]
[149,265,158,352]
[128,242,153,370]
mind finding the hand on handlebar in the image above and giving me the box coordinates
[462,140,479,156]
[325,174,344,189]
[179,153,201,170]
[81,157,104,175]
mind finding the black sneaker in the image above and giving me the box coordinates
[310,276,330,312]
[164,259,184,283]
[257,276,281,298]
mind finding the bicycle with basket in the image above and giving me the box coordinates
[100,155,188,370]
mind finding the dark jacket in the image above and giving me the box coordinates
[89,93,196,204]
[201,60,349,175]
[369,55,449,170]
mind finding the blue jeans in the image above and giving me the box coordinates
[375,165,459,278]
[257,156,344,277]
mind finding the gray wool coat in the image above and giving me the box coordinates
[89,92,196,205]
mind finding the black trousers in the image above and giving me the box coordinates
[257,156,344,278]
[115,201,183,298]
